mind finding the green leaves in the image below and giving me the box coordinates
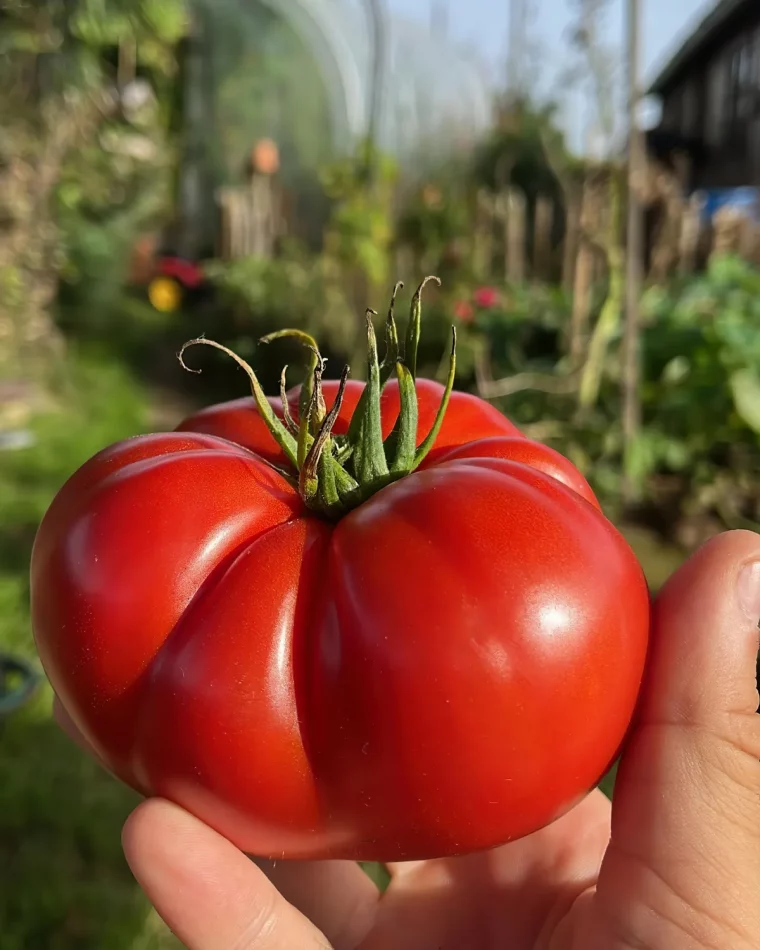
[71,0,187,50]
[730,369,760,434]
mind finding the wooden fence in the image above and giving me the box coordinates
[215,174,285,262]
[451,180,760,292]
[214,159,760,289]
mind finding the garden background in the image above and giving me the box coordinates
[2,0,759,946]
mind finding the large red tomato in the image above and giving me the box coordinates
[31,296,649,863]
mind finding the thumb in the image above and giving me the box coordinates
[595,530,760,949]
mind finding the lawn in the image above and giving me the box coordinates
[0,350,686,947]
[0,350,181,950]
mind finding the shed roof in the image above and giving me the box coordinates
[648,0,753,95]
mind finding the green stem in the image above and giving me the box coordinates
[279,366,298,435]
[178,338,298,469]
[380,281,403,384]
[413,327,456,468]
[350,310,390,486]
[299,366,350,505]
[260,329,321,422]
[405,275,441,379]
[578,173,624,412]
[179,276,456,520]
[390,360,417,472]
[348,283,403,448]
[261,329,321,465]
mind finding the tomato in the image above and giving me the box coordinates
[31,285,649,862]
[176,377,521,468]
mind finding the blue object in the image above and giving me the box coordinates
[0,653,40,717]
[698,187,760,224]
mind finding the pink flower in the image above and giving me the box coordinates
[453,300,475,323]
[473,286,500,309]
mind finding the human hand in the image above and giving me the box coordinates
[57,530,760,949]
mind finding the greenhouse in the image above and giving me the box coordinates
[189,0,494,177]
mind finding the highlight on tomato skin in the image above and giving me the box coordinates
[430,436,601,510]
[29,277,650,863]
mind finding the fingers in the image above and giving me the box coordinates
[57,695,378,948]
[123,799,332,950]
[254,859,378,949]
[362,791,611,950]
[637,528,760,725]
[598,530,760,948]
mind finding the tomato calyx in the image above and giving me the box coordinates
[178,276,456,520]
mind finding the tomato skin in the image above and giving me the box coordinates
[430,436,601,510]
[309,458,648,858]
[177,378,520,465]
[31,433,302,790]
[32,390,649,862]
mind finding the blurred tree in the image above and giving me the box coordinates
[475,99,572,207]
[564,0,620,156]
[0,0,186,374]
[209,0,334,248]
[556,0,626,413]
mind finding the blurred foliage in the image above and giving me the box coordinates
[207,0,333,188]
[0,344,676,949]
[56,95,176,324]
[0,0,187,90]
[202,144,401,388]
[633,255,760,539]
[457,255,760,544]
[203,252,452,397]
[396,181,471,277]
[205,246,357,369]
[206,239,760,551]
[474,101,576,204]
[0,349,179,949]
[0,0,186,373]
[321,142,398,290]
[7,7,739,947]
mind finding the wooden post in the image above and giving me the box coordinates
[569,179,594,361]
[533,195,553,282]
[748,223,760,266]
[739,214,757,260]
[571,242,593,362]
[473,190,494,281]
[648,167,686,283]
[679,191,704,275]
[592,194,609,284]
[215,187,231,260]
[622,0,644,503]
[216,187,246,261]
[712,206,744,258]
[505,187,527,283]
[562,192,582,293]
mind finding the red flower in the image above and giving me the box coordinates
[473,286,500,309]
[453,300,475,323]
[159,256,204,288]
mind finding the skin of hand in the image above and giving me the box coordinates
[54,529,760,950]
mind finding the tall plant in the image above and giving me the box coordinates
[0,0,186,372]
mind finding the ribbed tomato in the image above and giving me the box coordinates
[31,283,648,861]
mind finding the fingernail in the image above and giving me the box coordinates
[737,560,760,622]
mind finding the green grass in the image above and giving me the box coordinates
[0,349,180,950]
[0,351,688,945]
[620,524,686,593]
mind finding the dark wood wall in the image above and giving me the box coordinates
[655,7,760,189]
